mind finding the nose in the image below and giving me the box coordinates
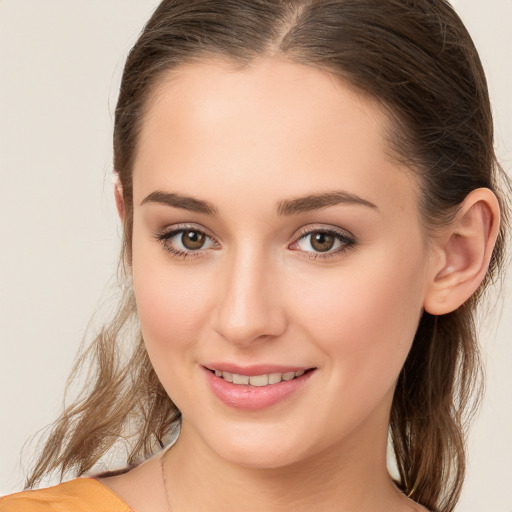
[212,248,288,347]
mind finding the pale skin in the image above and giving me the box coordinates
[102,58,500,512]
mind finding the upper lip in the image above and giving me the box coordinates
[203,363,315,376]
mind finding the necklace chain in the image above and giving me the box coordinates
[160,446,173,512]
[160,444,424,512]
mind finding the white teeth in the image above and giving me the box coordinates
[232,373,250,385]
[249,374,269,387]
[268,373,282,385]
[215,369,308,387]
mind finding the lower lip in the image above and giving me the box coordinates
[203,368,314,411]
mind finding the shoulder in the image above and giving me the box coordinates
[0,478,133,512]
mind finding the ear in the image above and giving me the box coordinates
[113,172,125,220]
[423,188,500,315]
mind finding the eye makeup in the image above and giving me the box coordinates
[289,225,357,260]
[154,223,357,261]
[154,223,220,260]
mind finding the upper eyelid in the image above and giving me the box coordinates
[155,223,355,247]
[154,224,220,255]
[157,223,217,240]
[293,224,355,241]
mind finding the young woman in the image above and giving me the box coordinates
[1,1,508,511]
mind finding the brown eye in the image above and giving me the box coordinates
[181,230,206,250]
[292,227,355,258]
[157,226,218,258]
[310,231,335,252]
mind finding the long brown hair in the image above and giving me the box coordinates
[27,1,509,511]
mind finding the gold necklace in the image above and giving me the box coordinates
[160,446,425,512]
[160,446,173,512]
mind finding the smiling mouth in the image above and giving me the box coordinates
[207,368,314,387]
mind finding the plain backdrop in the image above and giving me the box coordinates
[0,1,510,510]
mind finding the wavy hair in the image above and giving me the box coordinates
[27,1,509,511]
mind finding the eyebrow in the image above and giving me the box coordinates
[276,191,378,216]
[141,189,377,216]
[141,191,218,215]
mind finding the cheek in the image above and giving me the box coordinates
[131,242,215,361]
[294,244,427,386]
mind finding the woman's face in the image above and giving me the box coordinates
[130,58,435,468]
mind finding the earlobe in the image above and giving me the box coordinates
[113,172,125,220]
[423,188,500,315]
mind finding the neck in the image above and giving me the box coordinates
[163,420,415,512]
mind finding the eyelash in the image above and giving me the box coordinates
[291,227,356,260]
[155,224,219,260]
[155,224,356,261]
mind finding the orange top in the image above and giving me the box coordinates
[0,478,134,512]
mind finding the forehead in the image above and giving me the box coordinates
[133,57,419,220]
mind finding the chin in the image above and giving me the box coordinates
[219,444,304,470]
[232,425,345,473]
[197,421,313,469]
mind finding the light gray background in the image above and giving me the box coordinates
[0,1,510,510]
